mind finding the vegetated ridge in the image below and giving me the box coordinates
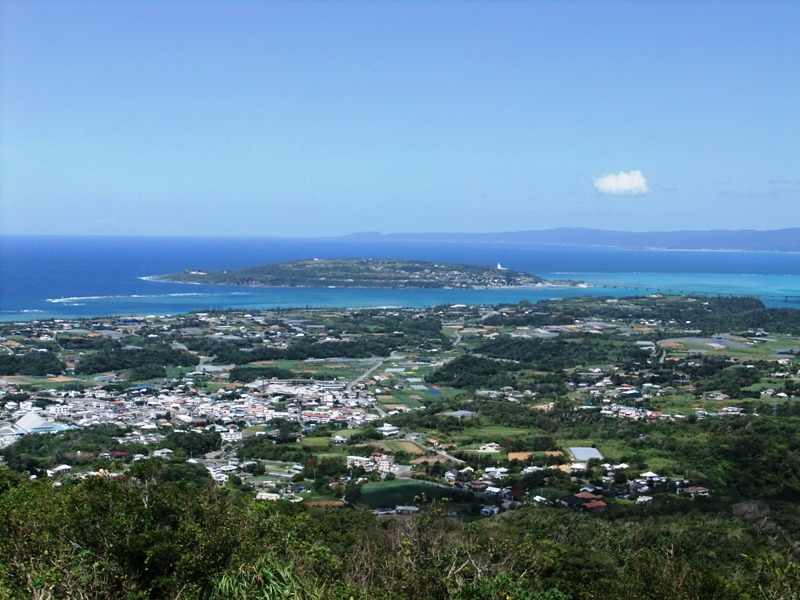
[155,258,546,288]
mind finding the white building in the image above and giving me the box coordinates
[347,455,375,472]
[376,423,400,436]
[375,454,395,473]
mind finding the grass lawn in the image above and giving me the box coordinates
[166,367,193,379]
[649,393,704,413]
[459,336,487,351]
[429,386,462,398]
[458,426,531,440]
[205,383,236,393]
[299,437,331,449]
[591,439,629,461]
[360,479,463,508]
[301,492,342,503]
[335,429,363,439]
[242,425,270,435]
[742,380,788,392]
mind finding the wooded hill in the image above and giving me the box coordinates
[2,463,800,599]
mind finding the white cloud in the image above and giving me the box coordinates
[593,170,651,195]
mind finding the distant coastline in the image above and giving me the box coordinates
[3,227,800,253]
[2,236,798,322]
[342,227,800,253]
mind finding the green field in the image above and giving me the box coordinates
[383,440,424,454]
[429,386,462,398]
[379,389,426,408]
[329,428,362,439]
[451,426,531,443]
[166,367,194,379]
[299,437,332,449]
[661,334,799,361]
[360,479,463,508]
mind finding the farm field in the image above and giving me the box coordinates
[250,359,369,381]
[384,440,425,455]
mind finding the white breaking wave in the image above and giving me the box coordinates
[140,275,202,285]
[46,292,214,304]
[46,295,107,303]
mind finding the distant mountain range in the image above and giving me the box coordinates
[344,228,800,252]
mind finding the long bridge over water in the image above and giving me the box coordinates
[592,284,800,304]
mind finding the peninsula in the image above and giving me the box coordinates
[153,258,547,289]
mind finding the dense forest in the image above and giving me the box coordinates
[476,336,649,371]
[178,337,400,365]
[0,350,65,377]
[2,465,799,599]
[71,341,200,375]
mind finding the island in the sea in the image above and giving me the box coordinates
[153,258,557,289]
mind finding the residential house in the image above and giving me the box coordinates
[478,442,501,453]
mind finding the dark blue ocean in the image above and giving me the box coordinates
[1,236,799,321]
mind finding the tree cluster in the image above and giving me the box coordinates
[73,341,199,375]
[0,351,66,377]
[1,467,799,599]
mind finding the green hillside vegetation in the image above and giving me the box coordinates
[0,350,65,377]
[1,466,799,599]
[71,340,199,375]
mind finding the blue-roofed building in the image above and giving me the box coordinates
[15,412,74,435]
[0,423,25,448]
[569,447,604,461]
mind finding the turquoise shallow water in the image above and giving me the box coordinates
[2,236,799,320]
[566,272,800,299]
[28,273,800,321]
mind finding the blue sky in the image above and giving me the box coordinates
[2,0,798,237]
